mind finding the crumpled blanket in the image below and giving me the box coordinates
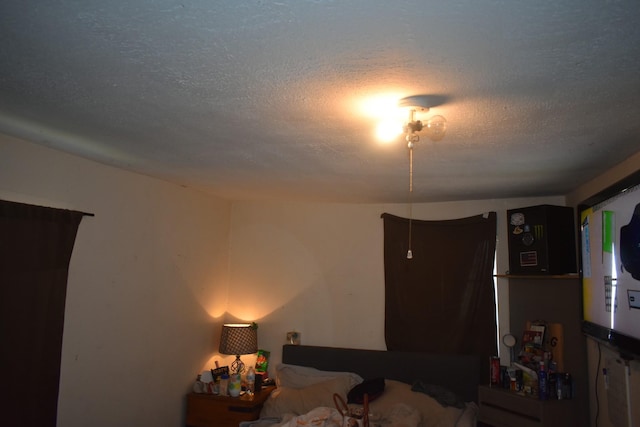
[375,403,420,427]
[274,407,343,427]
[270,403,420,427]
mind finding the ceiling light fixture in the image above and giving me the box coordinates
[400,98,447,260]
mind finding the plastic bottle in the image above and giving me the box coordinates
[192,374,204,393]
[219,373,230,396]
[538,361,548,400]
[246,366,256,394]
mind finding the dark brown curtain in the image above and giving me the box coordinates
[0,200,85,427]
[382,212,497,377]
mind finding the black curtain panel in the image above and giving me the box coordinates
[0,200,86,427]
[381,212,497,379]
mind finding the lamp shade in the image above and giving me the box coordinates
[219,323,258,356]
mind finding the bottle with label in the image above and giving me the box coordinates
[538,361,548,400]
[246,366,256,394]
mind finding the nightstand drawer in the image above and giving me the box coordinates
[479,386,543,419]
[479,403,542,427]
[477,385,578,427]
[186,387,275,427]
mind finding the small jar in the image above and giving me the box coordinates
[229,373,241,397]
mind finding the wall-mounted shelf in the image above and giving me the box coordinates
[495,274,579,280]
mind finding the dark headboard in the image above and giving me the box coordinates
[282,344,482,403]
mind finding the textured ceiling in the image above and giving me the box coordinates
[1,1,639,203]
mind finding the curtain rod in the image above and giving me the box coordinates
[1,199,96,217]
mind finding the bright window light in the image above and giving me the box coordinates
[611,245,617,329]
[493,250,500,357]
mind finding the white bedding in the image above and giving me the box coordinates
[241,364,477,427]
[272,404,421,427]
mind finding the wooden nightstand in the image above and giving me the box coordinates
[477,385,578,427]
[186,386,275,427]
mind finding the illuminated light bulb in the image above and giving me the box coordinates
[407,249,413,259]
[375,119,403,142]
[425,115,447,141]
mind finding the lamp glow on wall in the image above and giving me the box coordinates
[219,323,258,374]
[375,96,448,259]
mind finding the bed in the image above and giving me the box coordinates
[243,344,483,427]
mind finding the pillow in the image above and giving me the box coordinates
[347,377,385,404]
[260,376,354,418]
[275,363,363,389]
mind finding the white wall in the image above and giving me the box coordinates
[228,196,565,369]
[6,129,630,426]
[0,133,232,427]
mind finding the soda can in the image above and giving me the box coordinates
[490,357,500,386]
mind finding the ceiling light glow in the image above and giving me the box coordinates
[375,118,404,143]
[359,94,405,119]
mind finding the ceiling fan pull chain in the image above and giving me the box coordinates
[407,143,414,260]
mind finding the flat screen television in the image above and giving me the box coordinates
[579,168,640,359]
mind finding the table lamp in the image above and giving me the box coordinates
[219,323,258,374]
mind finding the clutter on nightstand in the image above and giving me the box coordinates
[480,320,578,427]
[493,320,573,401]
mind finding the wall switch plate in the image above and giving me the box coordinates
[628,290,640,309]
